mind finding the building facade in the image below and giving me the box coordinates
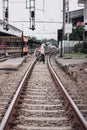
[69,9,84,26]
[78,0,87,28]
[78,0,87,53]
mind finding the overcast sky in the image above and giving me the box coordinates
[0,0,83,40]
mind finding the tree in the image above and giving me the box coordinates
[70,25,84,43]
[76,25,84,44]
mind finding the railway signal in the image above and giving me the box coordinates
[3,0,9,31]
[26,0,35,31]
[30,10,35,30]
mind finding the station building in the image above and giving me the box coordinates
[69,9,83,26]
[78,0,87,52]
[0,19,22,37]
[0,19,29,54]
[78,0,87,37]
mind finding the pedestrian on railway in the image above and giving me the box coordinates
[40,43,45,64]
[34,46,41,61]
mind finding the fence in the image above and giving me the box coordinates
[59,40,83,55]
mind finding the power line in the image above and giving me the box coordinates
[29,33,57,35]
[0,1,25,3]
[10,20,62,24]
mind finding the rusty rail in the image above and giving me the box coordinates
[47,53,87,130]
[0,52,87,130]
[0,59,36,130]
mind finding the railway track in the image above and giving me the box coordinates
[49,52,87,130]
[0,53,21,62]
[0,52,87,130]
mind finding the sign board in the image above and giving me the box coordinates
[58,29,62,41]
[65,23,72,34]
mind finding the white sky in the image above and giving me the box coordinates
[0,0,83,40]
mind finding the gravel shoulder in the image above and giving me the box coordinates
[55,57,87,101]
[0,56,35,121]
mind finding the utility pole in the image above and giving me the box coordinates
[62,0,66,38]
[66,0,69,23]
[3,0,9,31]
[61,0,66,58]
[66,0,69,41]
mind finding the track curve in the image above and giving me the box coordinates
[0,52,87,130]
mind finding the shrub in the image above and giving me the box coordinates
[74,43,84,53]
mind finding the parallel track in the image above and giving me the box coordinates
[0,53,21,62]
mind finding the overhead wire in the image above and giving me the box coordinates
[0,1,26,3]
[10,20,62,24]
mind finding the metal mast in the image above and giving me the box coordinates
[62,0,66,39]
[65,0,69,23]
[60,0,66,58]
[30,0,35,30]
[3,0,9,30]
[65,0,69,40]
[26,0,35,31]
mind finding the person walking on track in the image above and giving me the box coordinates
[34,46,41,61]
[40,43,45,64]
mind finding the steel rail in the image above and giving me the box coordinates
[0,53,21,63]
[47,53,87,130]
[0,59,36,130]
[0,52,87,130]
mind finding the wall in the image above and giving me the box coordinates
[59,40,83,55]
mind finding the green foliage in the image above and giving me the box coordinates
[74,43,84,53]
[70,25,84,41]
[63,53,87,59]
[70,28,78,40]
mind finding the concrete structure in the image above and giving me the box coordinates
[78,0,87,53]
[0,57,25,70]
[58,40,83,54]
[78,0,87,28]
[69,9,83,26]
[0,19,22,37]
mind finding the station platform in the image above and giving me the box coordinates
[0,55,87,71]
[0,57,25,70]
[55,57,87,67]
